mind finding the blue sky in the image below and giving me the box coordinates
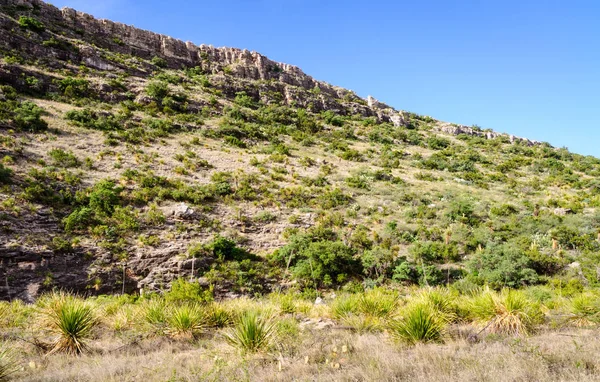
[48,0,600,157]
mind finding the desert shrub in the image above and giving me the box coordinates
[146,81,169,101]
[57,77,90,98]
[270,235,361,288]
[164,278,213,303]
[234,91,256,108]
[12,101,48,132]
[427,136,451,150]
[467,244,539,289]
[389,302,446,345]
[409,241,459,263]
[48,148,79,168]
[224,311,275,353]
[18,15,45,32]
[0,164,12,184]
[151,56,167,68]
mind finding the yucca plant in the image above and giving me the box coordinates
[331,294,360,319]
[415,288,457,323]
[224,311,276,353]
[206,303,232,328]
[469,289,542,336]
[144,299,168,333]
[166,304,205,339]
[569,294,600,327]
[340,313,383,333]
[389,302,445,345]
[0,344,17,382]
[358,288,399,319]
[44,294,97,355]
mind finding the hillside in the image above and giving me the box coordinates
[4,1,600,381]
[2,0,600,301]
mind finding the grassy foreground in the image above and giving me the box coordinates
[2,285,600,381]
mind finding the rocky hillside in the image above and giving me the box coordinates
[2,0,600,302]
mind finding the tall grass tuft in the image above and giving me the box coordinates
[469,289,542,336]
[144,298,168,333]
[166,304,204,339]
[415,288,457,323]
[44,293,97,355]
[206,303,232,328]
[389,302,446,345]
[0,344,17,382]
[224,311,275,353]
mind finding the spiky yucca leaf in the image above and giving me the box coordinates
[224,311,275,353]
[390,303,446,345]
[415,287,457,322]
[0,344,17,382]
[45,294,97,355]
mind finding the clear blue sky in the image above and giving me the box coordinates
[49,0,600,157]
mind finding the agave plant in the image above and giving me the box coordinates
[389,302,446,345]
[44,293,97,355]
[0,344,17,382]
[166,303,204,339]
[224,311,276,353]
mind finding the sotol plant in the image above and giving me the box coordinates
[166,304,205,339]
[224,311,276,353]
[389,302,446,345]
[43,293,97,355]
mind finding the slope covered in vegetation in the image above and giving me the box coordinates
[2,1,600,380]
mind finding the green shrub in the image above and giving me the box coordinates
[57,77,90,98]
[0,164,12,184]
[165,278,213,303]
[151,56,167,68]
[270,235,361,288]
[146,81,169,101]
[467,244,539,289]
[13,101,48,132]
[48,148,79,168]
[18,16,45,32]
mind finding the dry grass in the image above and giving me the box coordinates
[6,327,600,381]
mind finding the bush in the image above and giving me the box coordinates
[48,148,79,168]
[57,77,90,98]
[146,81,169,101]
[270,235,361,288]
[13,101,48,132]
[165,278,213,303]
[18,16,45,32]
[467,244,539,289]
[151,56,167,68]
[0,164,12,184]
